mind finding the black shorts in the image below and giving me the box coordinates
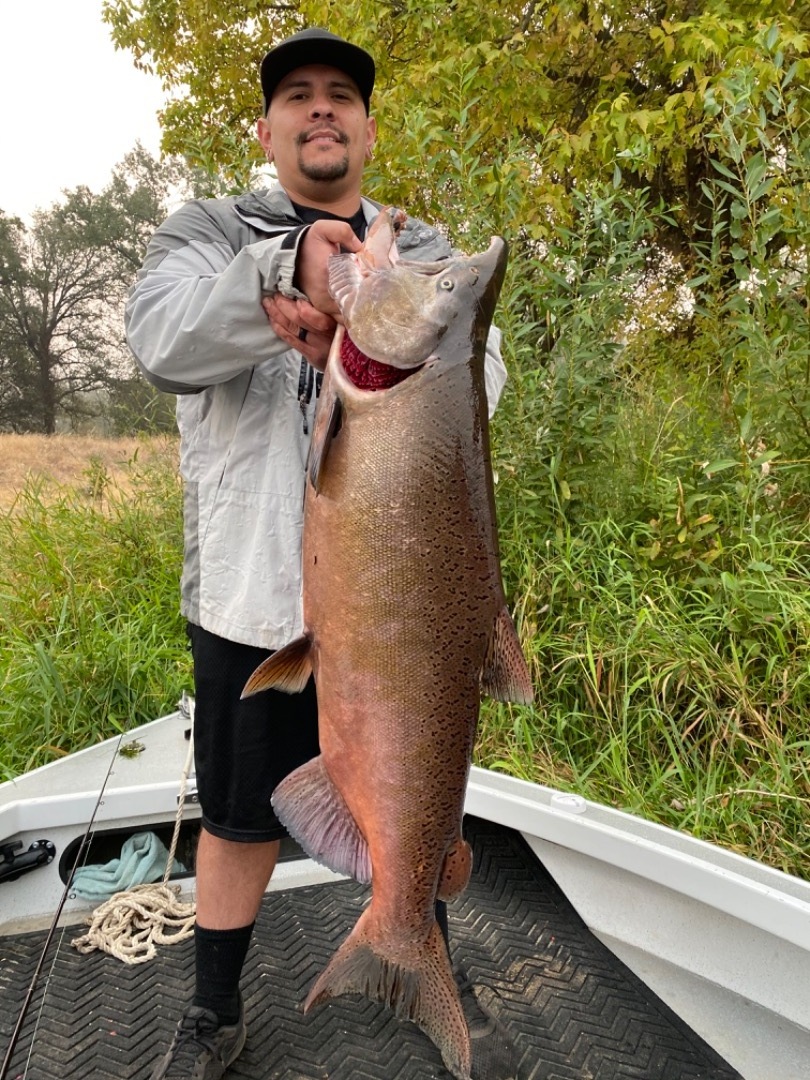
[188,623,319,843]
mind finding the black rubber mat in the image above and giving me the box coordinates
[0,816,742,1079]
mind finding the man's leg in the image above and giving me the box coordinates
[187,834,280,1028]
[438,855,525,1079]
[150,625,320,1079]
[195,833,280,929]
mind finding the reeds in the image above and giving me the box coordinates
[0,439,189,778]
[478,517,810,879]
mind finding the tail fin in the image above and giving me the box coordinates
[305,909,471,1079]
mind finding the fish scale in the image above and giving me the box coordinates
[243,209,533,1079]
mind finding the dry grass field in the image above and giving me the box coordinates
[0,434,177,507]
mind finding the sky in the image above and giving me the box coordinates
[0,0,166,220]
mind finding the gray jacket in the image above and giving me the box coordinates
[126,184,507,650]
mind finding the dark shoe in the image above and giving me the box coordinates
[150,994,246,1079]
[457,971,524,1080]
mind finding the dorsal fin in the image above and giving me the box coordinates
[480,606,534,704]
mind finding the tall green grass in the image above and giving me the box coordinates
[475,117,810,879]
[478,516,810,878]
[0,441,190,779]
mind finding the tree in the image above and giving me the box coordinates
[58,144,189,279]
[0,302,41,433]
[98,1,809,462]
[0,147,191,434]
[0,210,121,433]
[101,1,810,254]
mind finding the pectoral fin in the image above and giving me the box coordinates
[241,634,313,697]
[480,606,534,704]
[308,394,343,493]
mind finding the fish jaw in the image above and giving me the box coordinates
[328,258,448,367]
[356,206,405,270]
[468,236,508,333]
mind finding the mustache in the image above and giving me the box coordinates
[296,126,349,148]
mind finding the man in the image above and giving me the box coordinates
[127,27,514,1080]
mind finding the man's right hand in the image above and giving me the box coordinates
[294,219,362,318]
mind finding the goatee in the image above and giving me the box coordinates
[296,129,350,182]
[299,156,350,181]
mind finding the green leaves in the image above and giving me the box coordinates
[100,0,809,261]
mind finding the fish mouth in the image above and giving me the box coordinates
[339,331,424,392]
[328,210,507,377]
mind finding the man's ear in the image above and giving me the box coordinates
[257,116,273,162]
[365,116,377,160]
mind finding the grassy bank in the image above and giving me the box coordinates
[0,434,160,508]
[476,517,810,878]
[0,432,806,880]
[0,437,190,778]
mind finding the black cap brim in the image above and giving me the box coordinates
[261,28,375,113]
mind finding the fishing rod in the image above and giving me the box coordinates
[0,730,125,1080]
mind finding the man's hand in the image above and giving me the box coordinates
[262,294,336,372]
[295,219,362,317]
[263,219,362,371]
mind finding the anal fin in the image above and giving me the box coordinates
[272,756,371,883]
[480,606,534,704]
[437,838,472,901]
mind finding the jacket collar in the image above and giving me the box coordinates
[233,183,382,232]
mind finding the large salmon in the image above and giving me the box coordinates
[243,209,533,1079]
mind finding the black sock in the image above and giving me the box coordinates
[193,922,254,1025]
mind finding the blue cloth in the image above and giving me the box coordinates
[71,832,185,901]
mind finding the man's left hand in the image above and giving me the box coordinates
[262,294,336,372]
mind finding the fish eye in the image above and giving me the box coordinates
[439,278,454,291]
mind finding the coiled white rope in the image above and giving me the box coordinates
[70,880,195,963]
[70,698,197,964]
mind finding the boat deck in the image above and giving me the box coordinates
[0,816,742,1080]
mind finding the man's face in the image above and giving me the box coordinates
[257,64,376,203]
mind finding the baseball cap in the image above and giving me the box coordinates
[260,27,375,113]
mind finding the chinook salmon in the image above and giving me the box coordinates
[243,209,533,1079]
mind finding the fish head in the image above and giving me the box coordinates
[329,209,508,371]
